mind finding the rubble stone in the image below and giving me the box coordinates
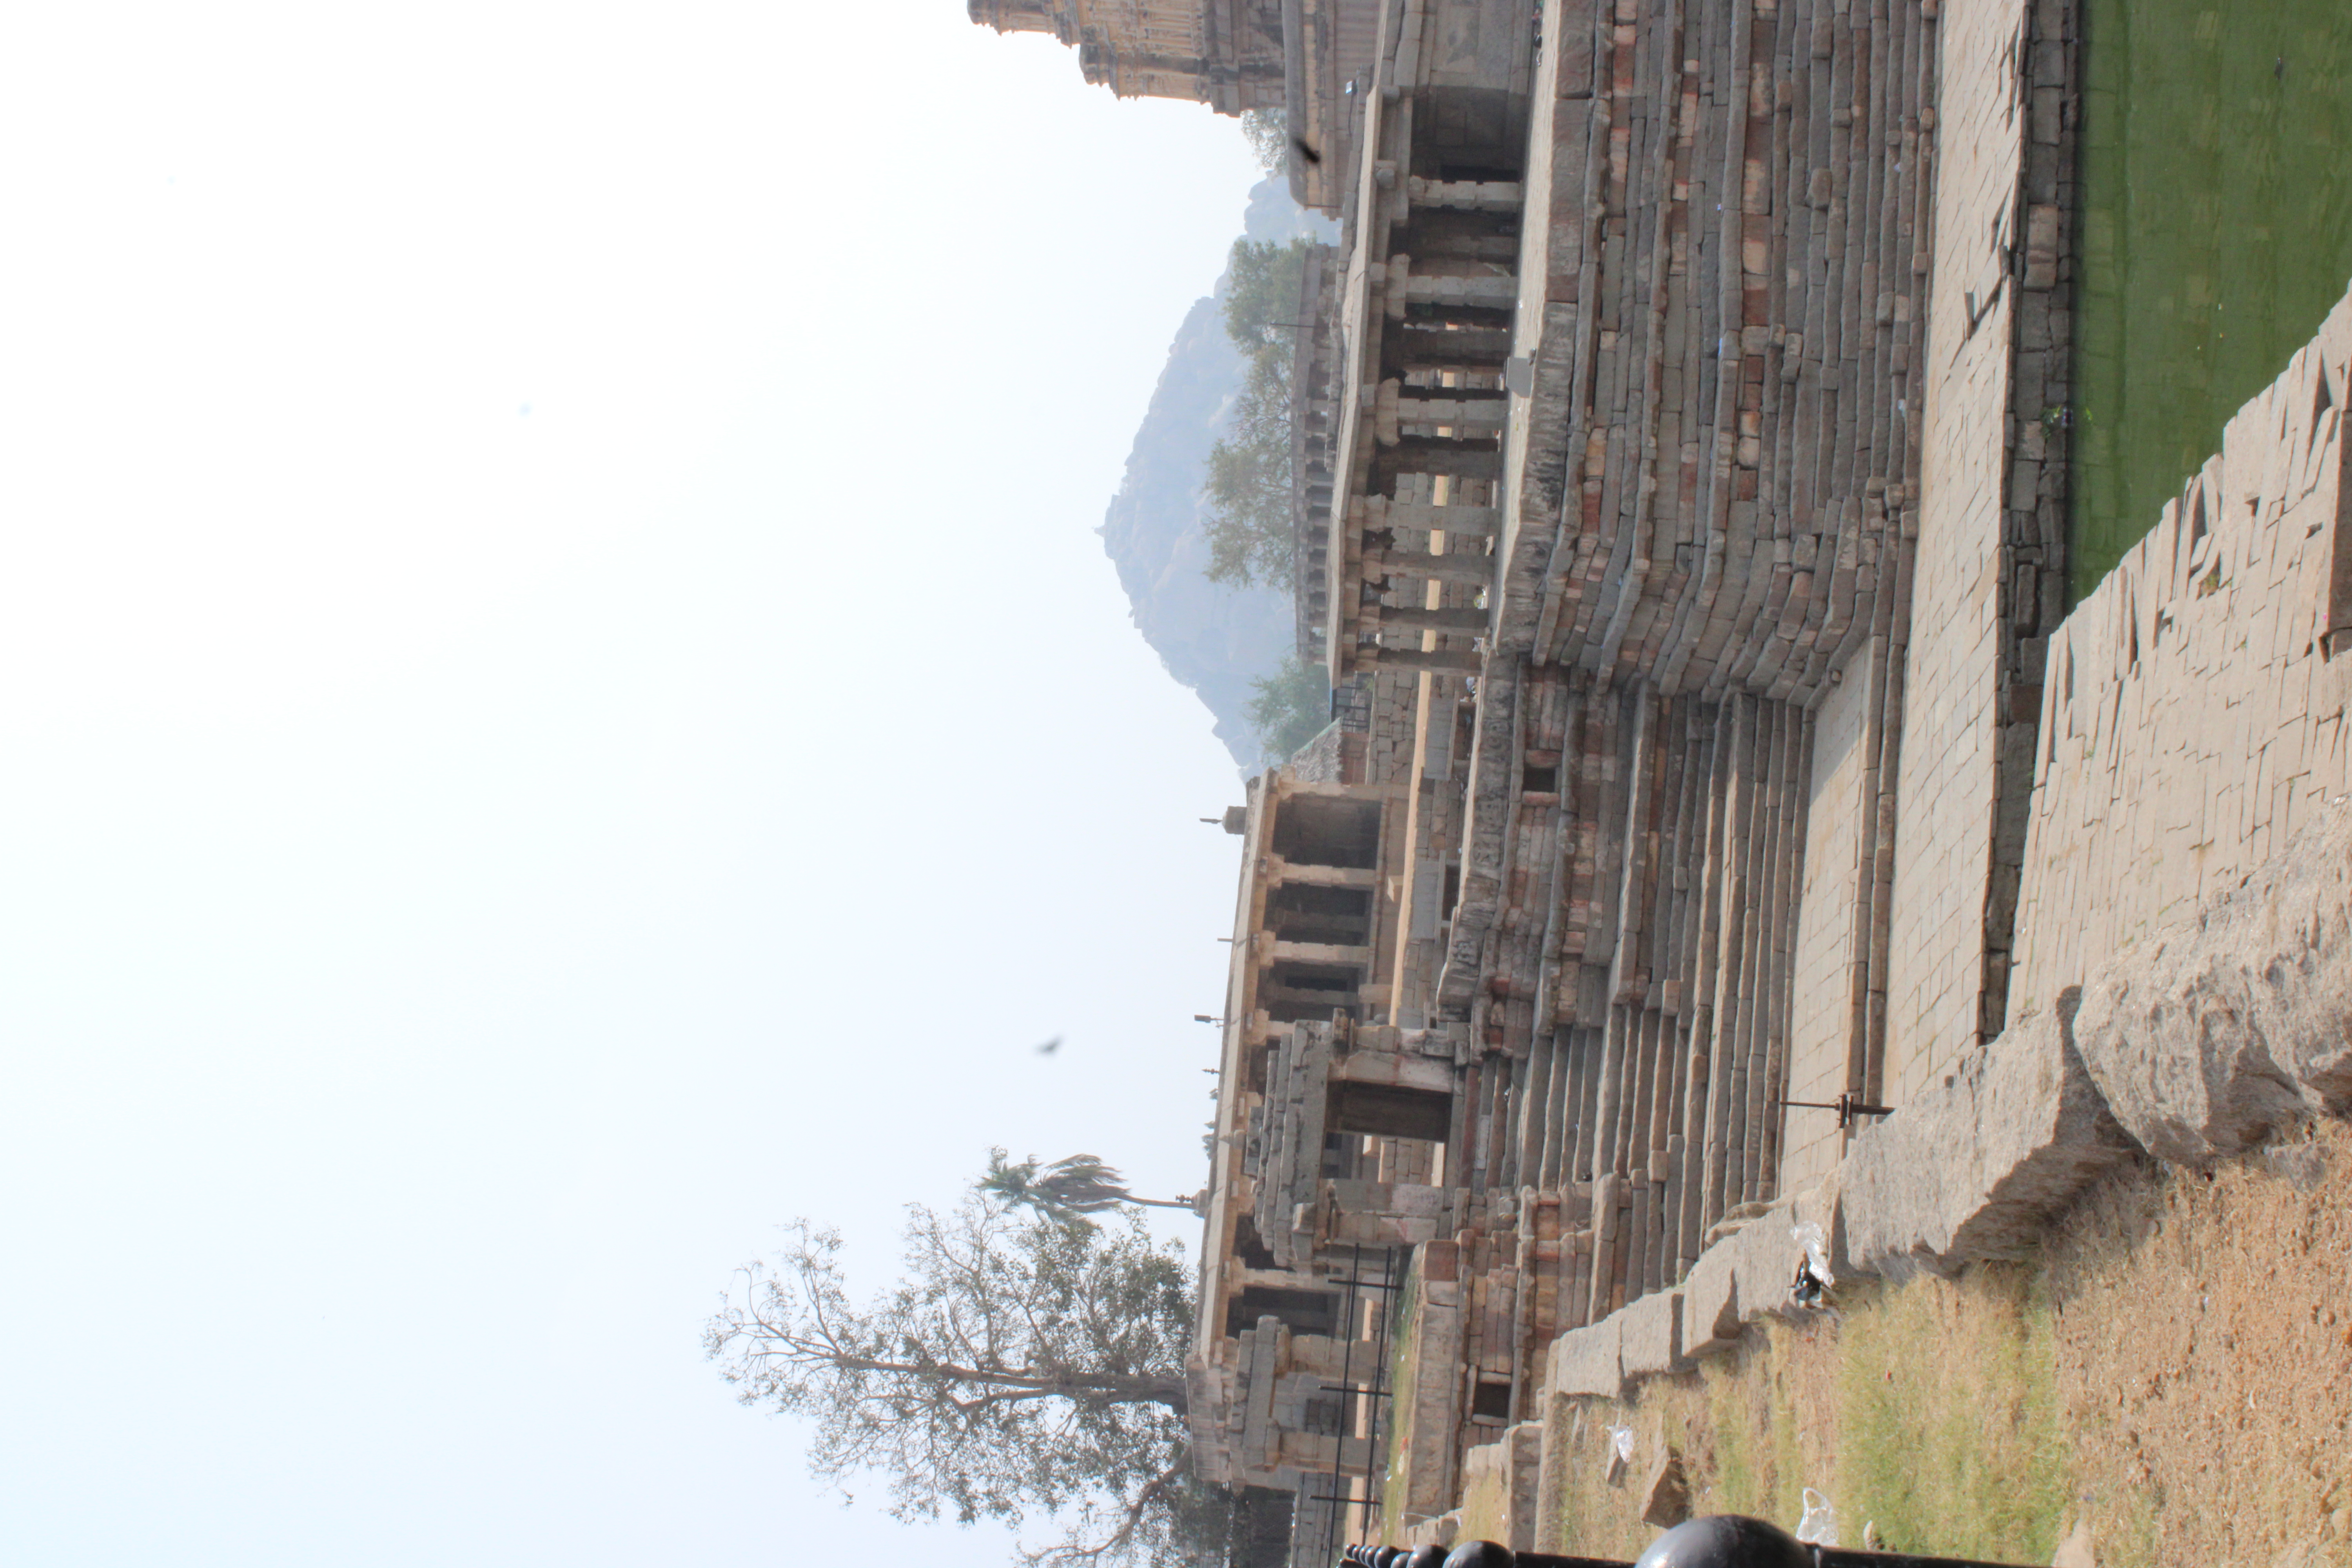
[1641,1450,1691,1528]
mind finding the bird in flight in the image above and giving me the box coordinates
[1034,1036,1064,1056]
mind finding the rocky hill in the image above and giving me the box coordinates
[1098,178,1335,769]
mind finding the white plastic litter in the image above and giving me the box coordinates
[1601,1423,1636,1485]
[1791,1221,1834,1287]
[1795,1488,1840,1547]
[1789,1220,1837,1308]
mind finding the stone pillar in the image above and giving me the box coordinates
[1356,646,1482,675]
[1406,176,1523,212]
[1372,549,1494,585]
[1370,438,1501,487]
[1370,499,1501,536]
[1377,604,1489,634]
[1270,940,1375,969]
[1387,324,1515,372]
[1394,392,1509,430]
[1264,857,1381,889]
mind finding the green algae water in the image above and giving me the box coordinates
[2070,0,2352,599]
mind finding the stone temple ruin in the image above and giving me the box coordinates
[980,0,2352,1562]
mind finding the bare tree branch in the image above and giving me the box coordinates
[706,1181,1227,1568]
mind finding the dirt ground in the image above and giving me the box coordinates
[2047,1121,2352,1568]
[1537,1120,2352,1568]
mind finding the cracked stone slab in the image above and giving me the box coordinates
[1617,1288,1683,1379]
[1544,1311,1623,1398]
[2071,801,2352,1165]
[1842,1003,2132,1279]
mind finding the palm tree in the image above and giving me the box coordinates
[979,1150,1200,1225]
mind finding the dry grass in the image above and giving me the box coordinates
[1536,1122,2352,1568]
[1542,1271,2064,1563]
[1454,1457,1512,1546]
[2047,1121,2352,1568]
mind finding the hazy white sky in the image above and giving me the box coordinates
[0,4,1269,1562]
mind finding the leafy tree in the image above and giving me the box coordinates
[1245,657,1332,761]
[706,1184,1232,1568]
[1240,109,1289,174]
[1218,238,1311,355]
[980,1150,1201,1223]
[1202,426,1294,590]
[1203,237,1313,593]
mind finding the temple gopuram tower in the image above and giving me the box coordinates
[967,0,1287,115]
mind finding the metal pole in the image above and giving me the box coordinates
[1322,1243,1366,1568]
[1773,1093,1895,1128]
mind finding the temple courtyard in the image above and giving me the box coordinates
[974,1,2352,1563]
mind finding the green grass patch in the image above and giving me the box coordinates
[1829,1269,2073,1563]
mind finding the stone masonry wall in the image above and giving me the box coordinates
[2011,287,2352,1020]
[1885,0,2022,1105]
[1781,646,1877,1190]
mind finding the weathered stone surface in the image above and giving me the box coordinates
[1783,1174,1852,1283]
[1717,1204,1809,1322]
[1641,1450,1691,1528]
[1543,1312,1622,1398]
[1505,1421,1543,1550]
[2071,801,2352,1165]
[1617,1288,1683,1379]
[1842,1003,2132,1278]
[1680,1242,1742,1358]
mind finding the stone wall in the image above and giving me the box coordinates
[1493,0,1936,701]
[1885,0,2024,1105]
[1782,647,1877,1189]
[2011,286,2352,1020]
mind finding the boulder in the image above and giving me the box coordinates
[1841,1002,2132,1278]
[2071,802,2352,1164]
[1641,1450,1692,1528]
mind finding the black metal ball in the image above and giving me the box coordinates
[1405,1545,1450,1568]
[1442,1542,1515,1568]
[1634,1515,1813,1568]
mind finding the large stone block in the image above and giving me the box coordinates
[1680,1242,1741,1357]
[1544,1312,1622,1397]
[1842,1002,2131,1279]
[1617,1288,1683,1378]
[1722,1205,1809,1321]
[2071,802,2352,1164]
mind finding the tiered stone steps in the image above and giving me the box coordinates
[1523,0,1939,704]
